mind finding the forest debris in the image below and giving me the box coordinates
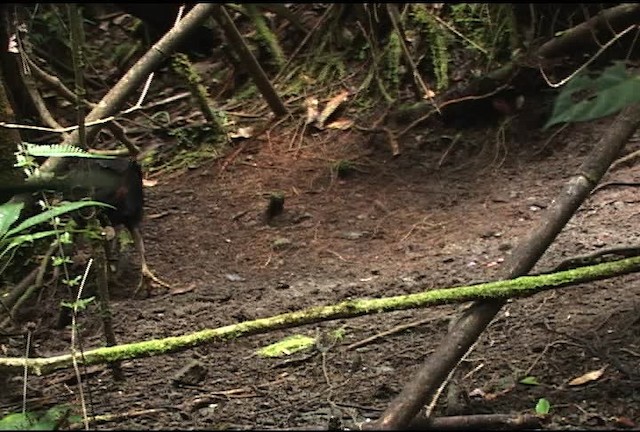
[305,97,320,125]
[38,4,220,174]
[407,413,544,430]
[366,102,640,430]
[305,91,351,130]
[68,409,163,429]
[614,416,636,429]
[212,4,288,117]
[550,246,640,272]
[568,366,606,386]
[340,231,369,240]
[272,237,293,250]
[326,119,354,130]
[347,316,442,350]
[229,126,255,140]
[172,360,208,386]
[258,334,316,357]
[47,365,105,386]
[315,91,350,129]
[170,283,197,296]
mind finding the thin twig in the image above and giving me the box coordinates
[539,24,637,88]
[397,84,511,139]
[347,316,440,350]
[0,241,59,328]
[68,409,163,429]
[71,259,93,430]
[22,327,32,415]
[610,147,640,171]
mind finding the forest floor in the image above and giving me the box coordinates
[2,8,640,428]
[4,106,640,430]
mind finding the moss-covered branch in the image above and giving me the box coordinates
[2,255,640,376]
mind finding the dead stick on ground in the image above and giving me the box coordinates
[366,102,640,430]
[408,413,544,430]
[347,316,441,350]
[609,147,640,171]
[536,4,640,59]
[68,409,163,429]
[4,253,640,375]
[267,413,543,432]
[591,181,640,194]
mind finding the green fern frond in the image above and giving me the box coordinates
[20,143,116,159]
[382,31,402,96]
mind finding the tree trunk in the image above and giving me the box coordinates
[0,67,25,190]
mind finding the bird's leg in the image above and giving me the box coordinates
[101,226,121,279]
[131,227,171,296]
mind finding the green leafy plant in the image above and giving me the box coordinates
[519,376,541,386]
[545,62,640,129]
[0,200,111,261]
[331,326,346,341]
[408,5,451,90]
[382,31,402,97]
[2,144,116,268]
[61,296,95,311]
[407,4,514,90]
[0,405,79,430]
[535,398,551,415]
[18,143,116,159]
[333,159,356,178]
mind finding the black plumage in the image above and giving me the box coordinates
[86,158,144,232]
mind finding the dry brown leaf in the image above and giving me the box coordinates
[568,366,606,386]
[423,89,436,99]
[170,283,197,295]
[315,90,349,128]
[614,416,636,428]
[230,126,254,140]
[483,386,514,400]
[468,388,486,398]
[304,97,319,125]
[326,118,354,130]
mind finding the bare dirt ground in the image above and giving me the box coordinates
[3,111,640,430]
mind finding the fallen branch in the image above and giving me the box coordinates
[68,408,164,430]
[367,102,640,430]
[591,181,640,195]
[537,3,640,59]
[2,253,640,375]
[408,413,544,430]
[36,3,218,173]
[550,245,640,272]
[261,413,544,431]
[609,147,640,171]
[212,4,288,118]
[26,57,140,155]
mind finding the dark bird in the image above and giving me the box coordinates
[1,157,170,294]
